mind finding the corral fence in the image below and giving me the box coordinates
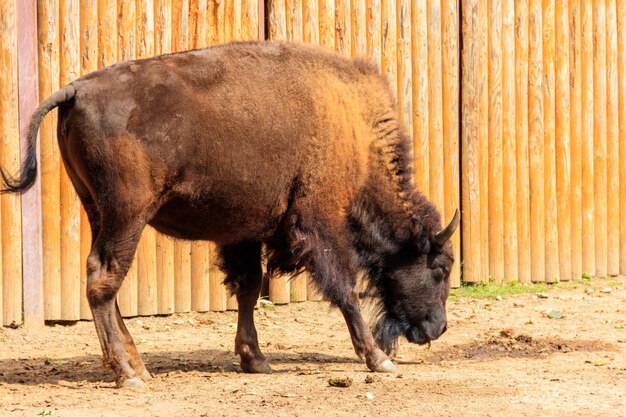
[0,0,624,327]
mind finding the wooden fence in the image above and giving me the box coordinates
[0,0,625,326]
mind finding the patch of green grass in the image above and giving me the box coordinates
[449,280,548,300]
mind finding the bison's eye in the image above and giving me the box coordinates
[432,268,445,282]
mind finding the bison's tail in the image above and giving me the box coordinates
[0,84,76,194]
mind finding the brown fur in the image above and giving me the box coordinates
[0,41,458,383]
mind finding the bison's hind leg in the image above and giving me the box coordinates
[218,241,272,373]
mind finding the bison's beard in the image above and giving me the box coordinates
[372,313,410,356]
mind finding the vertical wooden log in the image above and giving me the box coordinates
[136,0,158,316]
[39,0,62,320]
[441,0,461,287]
[569,0,582,280]
[18,0,44,328]
[412,1,429,196]
[154,0,175,314]
[397,0,412,145]
[366,0,381,67]
[556,0,571,281]
[335,0,350,56]
[209,243,227,311]
[286,0,308,303]
[242,0,259,39]
[171,0,193,313]
[502,0,517,281]
[115,0,138,317]
[618,0,626,275]
[581,0,595,276]
[381,0,396,98]
[479,0,489,282]
[303,0,320,45]
[59,0,81,320]
[529,0,545,282]
[79,0,97,320]
[488,0,504,282]
[0,0,22,325]
[543,0,558,283]
[428,0,444,214]
[188,0,211,313]
[320,0,335,50]
[515,0,531,283]
[267,0,290,305]
[351,0,366,57]
[593,0,607,278]
[605,0,619,276]
[461,0,481,283]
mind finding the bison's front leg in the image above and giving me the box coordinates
[337,293,397,373]
[219,242,272,373]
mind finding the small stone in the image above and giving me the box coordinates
[536,293,549,299]
[163,325,171,331]
[328,376,352,387]
[173,319,185,325]
[600,287,612,294]
[135,320,144,327]
[495,295,503,301]
[585,288,594,294]
[188,318,197,325]
[364,375,376,384]
[365,392,375,400]
[499,328,516,338]
[23,336,32,342]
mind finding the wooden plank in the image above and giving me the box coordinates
[556,0,571,282]
[154,0,175,314]
[515,0,531,283]
[618,0,626,275]
[529,0,545,282]
[581,0,595,276]
[460,0,481,283]
[115,0,138,317]
[191,241,210,312]
[442,0,461,287]
[488,0,504,282]
[267,0,290,305]
[543,0,558,283]
[319,0,335,50]
[18,0,44,328]
[242,0,259,40]
[428,0,444,214]
[397,0,412,139]
[59,0,81,320]
[479,0,489,282]
[136,0,158,317]
[335,0,350,56]
[0,0,22,326]
[284,0,307,303]
[569,0,582,280]
[172,0,192,313]
[605,0,619,276]
[351,0,366,56]
[502,0,517,281]
[412,1,429,198]
[366,0,381,67]
[303,0,320,45]
[593,0,607,278]
[209,243,226,311]
[38,0,62,319]
[79,0,97,320]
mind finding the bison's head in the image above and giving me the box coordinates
[372,209,460,355]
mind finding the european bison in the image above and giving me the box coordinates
[1,41,459,389]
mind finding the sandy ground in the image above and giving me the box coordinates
[1,276,625,417]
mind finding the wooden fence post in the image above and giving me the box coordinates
[606,0,619,276]
[618,0,626,276]
[18,0,44,328]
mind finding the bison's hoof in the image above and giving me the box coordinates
[241,359,273,374]
[137,367,153,380]
[121,377,150,390]
[368,358,397,373]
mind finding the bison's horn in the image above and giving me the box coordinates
[433,209,460,246]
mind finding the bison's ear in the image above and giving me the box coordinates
[433,209,460,246]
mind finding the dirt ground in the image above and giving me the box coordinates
[1,276,625,417]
